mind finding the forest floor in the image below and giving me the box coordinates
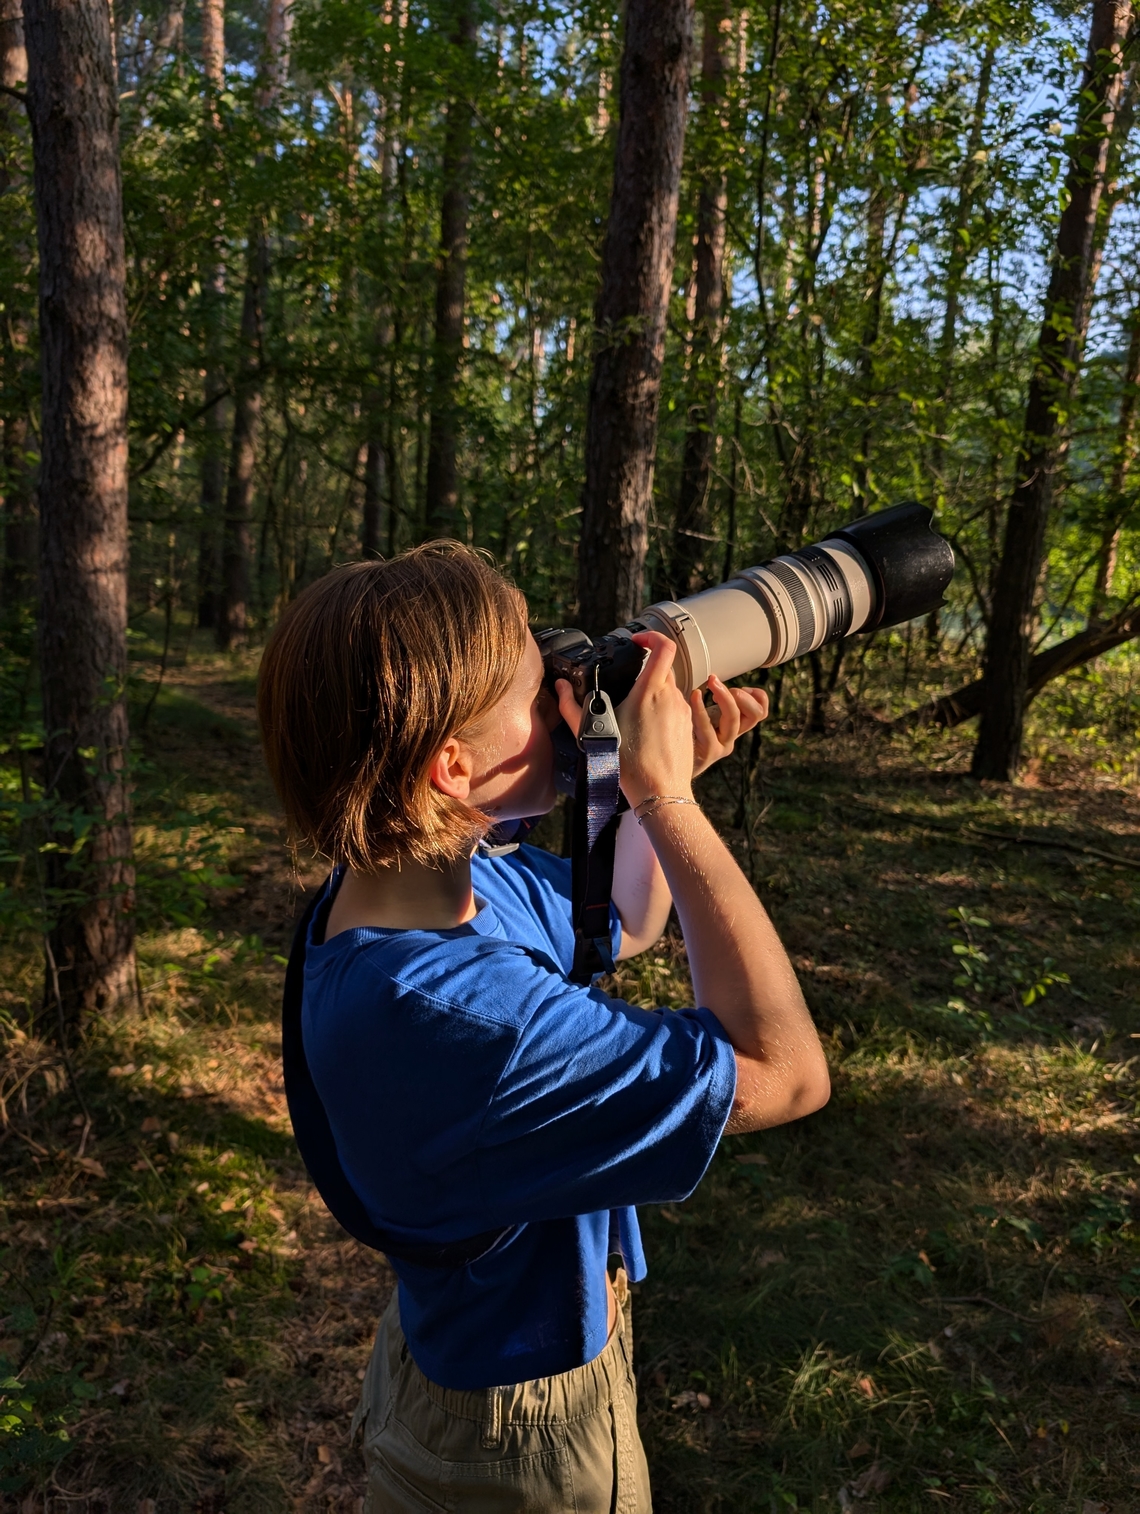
[0,628,1137,1513]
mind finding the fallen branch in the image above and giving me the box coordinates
[891,599,1140,732]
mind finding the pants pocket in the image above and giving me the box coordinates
[438,1436,573,1514]
[364,1448,451,1514]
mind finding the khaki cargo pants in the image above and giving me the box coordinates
[351,1271,652,1513]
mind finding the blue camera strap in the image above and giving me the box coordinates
[570,685,625,984]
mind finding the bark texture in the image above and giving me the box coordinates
[424,0,475,539]
[972,0,1132,780]
[1,0,36,607]
[666,0,729,598]
[24,0,136,1027]
[578,0,695,633]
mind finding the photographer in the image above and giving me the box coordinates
[258,542,830,1512]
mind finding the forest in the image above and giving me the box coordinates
[0,0,1138,1507]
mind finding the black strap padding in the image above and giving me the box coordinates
[281,881,515,1269]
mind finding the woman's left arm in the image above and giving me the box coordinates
[611,677,769,959]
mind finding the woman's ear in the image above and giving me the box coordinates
[429,736,475,802]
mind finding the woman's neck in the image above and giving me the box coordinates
[325,854,477,936]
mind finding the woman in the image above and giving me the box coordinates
[257,542,829,1511]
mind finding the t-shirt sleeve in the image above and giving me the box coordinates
[474,950,737,1224]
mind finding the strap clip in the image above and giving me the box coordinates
[577,685,620,751]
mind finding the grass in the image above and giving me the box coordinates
[1,624,1137,1511]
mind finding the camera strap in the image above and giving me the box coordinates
[570,686,625,985]
[281,882,517,1269]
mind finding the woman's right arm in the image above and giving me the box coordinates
[561,633,830,1135]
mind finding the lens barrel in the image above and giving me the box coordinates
[630,502,953,695]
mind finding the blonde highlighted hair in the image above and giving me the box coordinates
[257,542,528,870]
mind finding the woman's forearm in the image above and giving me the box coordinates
[640,803,830,1132]
[612,810,674,959]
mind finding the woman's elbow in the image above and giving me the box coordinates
[791,1058,831,1119]
[728,1049,831,1133]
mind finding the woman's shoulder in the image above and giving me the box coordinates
[308,925,568,1032]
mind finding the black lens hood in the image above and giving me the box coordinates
[824,502,954,632]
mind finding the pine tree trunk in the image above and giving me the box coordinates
[215,0,290,648]
[1,0,37,609]
[24,0,136,1030]
[972,0,1132,781]
[424,0,475,539]
[196,0,225,628]
[667,0,729,598]
[578,0,695,633]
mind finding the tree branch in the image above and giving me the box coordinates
[890,597,1140,732]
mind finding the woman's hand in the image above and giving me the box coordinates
[555,644,769,798]
[555,633,696,810]
[690,677,769,779]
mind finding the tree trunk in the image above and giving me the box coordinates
[577,0,695,633]
[972,0,1131,781]
[215,0,290,648]
[1091,302,1140,617]
[24,0,136,1030]
[930,42,994,494]
[196,0,225,628]
[424,0,475,539]
[664,0,729,599]
[893,597,1140,733]
[217,235,265,647]
[1,0,37,609]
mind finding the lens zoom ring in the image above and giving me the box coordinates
[766,561,816,658]
[796,546,854,643]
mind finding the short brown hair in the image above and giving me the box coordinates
[257,542,528,870]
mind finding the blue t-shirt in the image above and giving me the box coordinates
[301,844,737,1390]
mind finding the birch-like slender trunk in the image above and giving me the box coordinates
[216,0,291,648]
[424,0,476,539]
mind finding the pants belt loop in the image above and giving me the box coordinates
[481,1385,503,1451]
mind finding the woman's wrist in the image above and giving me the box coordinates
[633,794,700,825]
[621,778,695,810]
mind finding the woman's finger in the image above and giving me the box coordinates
[629,630,678,691]
[554,678,584,732]
[709,675,741,749]
[732,686,770,733]
[690,687,717,754]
